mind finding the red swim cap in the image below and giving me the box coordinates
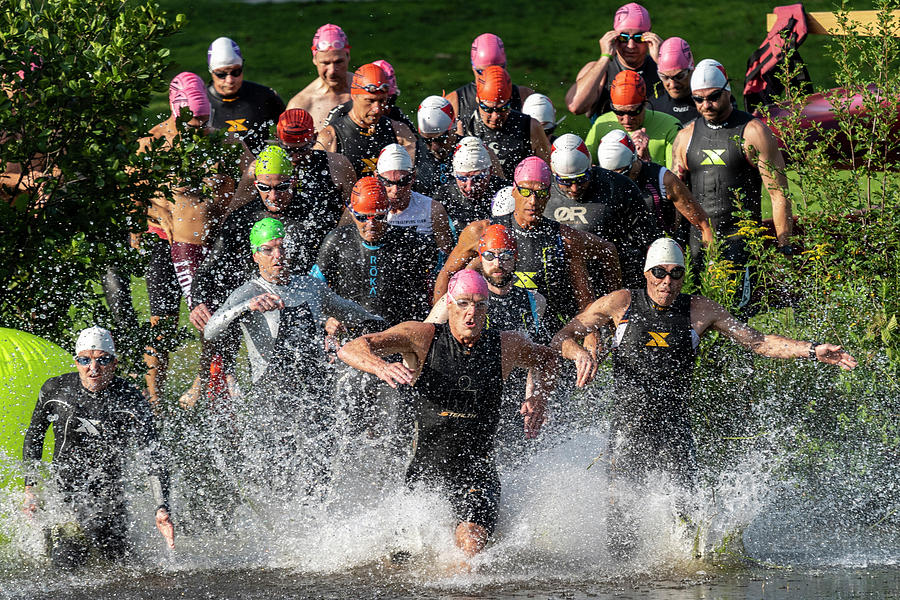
[476,65,512,103]
[478,224,517,256]
[351,63,391,96]
[609,70,646,106]
[169,72,210,119]
[350,177,389,213]
[277,109,315,144]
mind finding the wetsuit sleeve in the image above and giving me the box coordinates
[313,230,340,287]
[622,180,663,248]
[203,282,257,340]
[313,278,384,327]
[22,378,55,486]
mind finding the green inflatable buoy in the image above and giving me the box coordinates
[0,328,75,489]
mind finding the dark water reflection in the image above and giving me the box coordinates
[6,566,899,600]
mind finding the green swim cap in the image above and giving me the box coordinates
[250,217,285,253]
[255,145,293,177]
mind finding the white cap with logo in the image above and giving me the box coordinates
[453,136,491,172]
[491,186,515,216]
[691,58,730,92]
[207,37,243,71]
[521,93,557,131]
[550,133,592,178]
[597,129,637,171]
[75,326,117,357]
[376,143,413,173]
[417,95,455,135]
[644,238,685,271]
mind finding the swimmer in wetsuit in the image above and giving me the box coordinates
[22,327,174,565]
[337,270,558,557]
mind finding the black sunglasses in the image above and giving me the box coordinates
[611,105,644,117]
[649,265,686,280]
[377,173,413,188]
[255,181,293,193]
[75,354,114,366]
[212,67,243,79]
[554,172,590,186]
[691,86,728,105]
[478,100,510,114]
[350,208,389,222]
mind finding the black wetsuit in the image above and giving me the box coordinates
[544,166,660,288]
[330,111,397,178]
[413,138,454,198]
[460,109,532,173]
[433,176,510,240]
[455,82,524,121]
[632,160,692,249]
[324,99,415,133]
[23,373,170,559]
[486,286,540,339]
[492,213,577,331]
[313,224,437,327]
[610,289,697,486]
[588,56,662,121]
[685,110,763,265]
[408,324,504,533]
[207,80,286,156]
[648,90,699,125]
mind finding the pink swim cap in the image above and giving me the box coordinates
[312,24,350,55]
[513,156,551,185]
[470,33,507,68]
[613,3,651,32]
[372,59,398,95]
[447,270,489,304]
[169,72,210,119]
[657,37,694,72]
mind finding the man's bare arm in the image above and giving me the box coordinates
[565,31,618,115]
[744,119,792,245]
[431,201,455,254]
[671,123,694,182]
[393,121,418,166]
[664,170,713,245]
[316,125,338,153]
[433,220,488,303]
[327,152,357,206]
[337,321,435,387]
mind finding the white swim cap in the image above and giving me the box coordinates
[75,326,117,357]
[521,93,556,131]
[453,136,491,172]
[417,95,455,135]
[377,143,413,173]
[644,238,685,271]
[691,58,730,92]
[550,133,592,178]
[491,186,515,216]
[207,37,243,71]
[597,129,637,171]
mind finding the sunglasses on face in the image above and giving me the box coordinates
[611,105,644,117]
[350,208,389,222]
[516,185,550,199]
[354,82,390,94]
[691,86,728,105]
[377,173,413,188]
[554,171,590,186]
[212,67,243,79]
[481,250,515,262]
[454,172,488,183]
[649,265,686,280]
[477,100,511,114]
[613,164,632,174]
[659,70,691,83]
[75,354,114,367]
[616,32,647,43]
[315,40,347,51]
[255,181,293,193]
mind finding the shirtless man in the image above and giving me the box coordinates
[286,24,352,130]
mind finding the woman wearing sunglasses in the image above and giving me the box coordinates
[22,327,176,566]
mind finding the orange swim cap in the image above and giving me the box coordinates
[476,65,512,103]
[478,224,517,256]
[351,63,390,96]
[609,70,647,106]
[350,176,389,213]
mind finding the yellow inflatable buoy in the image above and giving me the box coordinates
[0,328,75,488]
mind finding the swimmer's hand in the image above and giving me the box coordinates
[156,507,175,550]
[22,486,37,519]
[521,394,547,439]
[377,362,416,388]
[572,346,598,388]
[248,293,284,313]
[189,303,212,331]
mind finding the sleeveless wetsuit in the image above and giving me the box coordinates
[324,100,415,133]
[408,324,504,532]
[330,112,397,178]
[588,56,661,121]
[207,80,286,155]
[610,289,698,485]
[433,176,510,240]
[413,138,454,198]
[460,109,532,173]
[544,166,661,288]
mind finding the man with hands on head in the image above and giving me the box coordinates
[552,238,858,485]
[337,270,557,557]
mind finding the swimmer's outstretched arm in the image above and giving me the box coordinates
[337,321,435,388]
